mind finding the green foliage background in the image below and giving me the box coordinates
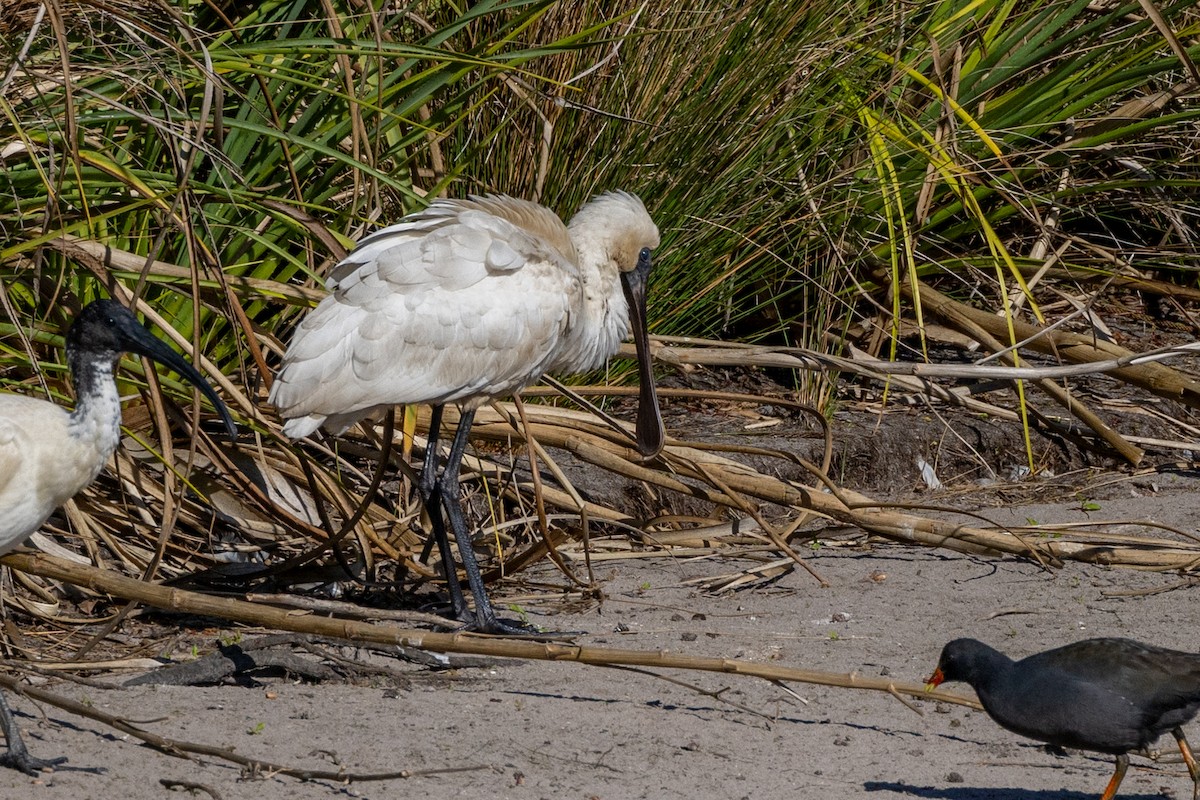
[0,0,1198,561]
[4,1,1198,402]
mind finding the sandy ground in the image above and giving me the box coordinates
[6,473,1200,799]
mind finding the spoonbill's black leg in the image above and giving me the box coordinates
[417,407,538,634]
[435,409,542,635]
[417,404,471,622]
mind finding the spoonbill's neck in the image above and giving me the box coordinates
[558,251,630,373]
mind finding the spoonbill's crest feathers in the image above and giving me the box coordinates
[270,191,661,440]
[567,190,659,271]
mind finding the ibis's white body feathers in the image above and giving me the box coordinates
[270,192,660,439]
[0,366,122,551]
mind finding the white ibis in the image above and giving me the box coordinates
[0,299,236,772]
[270,191,664,633]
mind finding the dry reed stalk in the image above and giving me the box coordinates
[454,407,1200,569]
[922,286,1143,464]
[0,671,486,781]
[1,551,979,711]
[906,278,1200,408]
[1029,264,1200,303]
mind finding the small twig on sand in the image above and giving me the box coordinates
[160,778,223,800]
[0,672,486,782]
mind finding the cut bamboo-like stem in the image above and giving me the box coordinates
[0,551,977,710]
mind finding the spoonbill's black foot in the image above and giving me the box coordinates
[462,612,541,636]
[456,612,580,640]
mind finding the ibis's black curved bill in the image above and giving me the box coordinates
[80,300,238,442]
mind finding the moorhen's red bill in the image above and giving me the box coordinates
[926,637,1200,800]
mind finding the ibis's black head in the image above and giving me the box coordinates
[67,300,238,442]
[68,300,149,363]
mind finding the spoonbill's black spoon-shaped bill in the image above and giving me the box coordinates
[927,637,1200,800]
[270,191,665,633]
[0,299,236,772]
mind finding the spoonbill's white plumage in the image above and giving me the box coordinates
[270,191,664,632]
[0,299,236,772]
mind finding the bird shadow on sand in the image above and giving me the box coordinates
[863,782,1161,800]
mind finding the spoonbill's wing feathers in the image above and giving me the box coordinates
[270,197,581,436]
[326,197,576,293]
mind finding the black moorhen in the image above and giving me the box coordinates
[927,637,1200,800]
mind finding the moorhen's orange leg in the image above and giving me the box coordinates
[1100,754,1129,800]
[1172,727,1200,800]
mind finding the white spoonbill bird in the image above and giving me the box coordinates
[0,299,236,772]
[270,191,665,633]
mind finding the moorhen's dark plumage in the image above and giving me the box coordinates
[927,637,1200,800]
